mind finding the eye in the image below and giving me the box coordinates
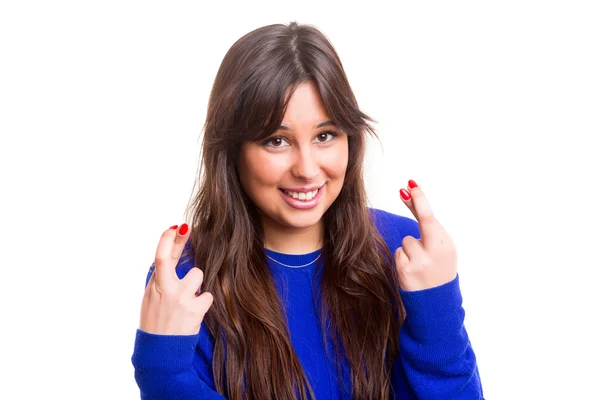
[262,136,290,148]
[314,131,338,143]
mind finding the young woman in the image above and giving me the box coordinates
[132,22,484,399]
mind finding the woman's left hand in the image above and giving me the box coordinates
[395,180,458,292]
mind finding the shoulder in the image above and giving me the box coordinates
[368,207,421,251]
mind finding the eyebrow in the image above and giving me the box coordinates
[278,120,336,130]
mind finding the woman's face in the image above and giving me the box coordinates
[238,81,349,240]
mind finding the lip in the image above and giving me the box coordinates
[278,185,324,210]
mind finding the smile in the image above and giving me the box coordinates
[278,184,325,209]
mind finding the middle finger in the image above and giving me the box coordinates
[154,224,190,285]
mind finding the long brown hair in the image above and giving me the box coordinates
[184,21,403,400]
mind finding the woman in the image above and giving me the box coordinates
[132,21,484,399]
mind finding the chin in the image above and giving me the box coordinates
[273,206,327,230]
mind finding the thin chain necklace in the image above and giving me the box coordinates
[265,251,322,268]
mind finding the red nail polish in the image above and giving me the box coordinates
[169,225,178,230]
[400,189,411,201]
[178,223,189,235]
[408,180,418,189]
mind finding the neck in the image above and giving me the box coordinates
[262,218,324,255]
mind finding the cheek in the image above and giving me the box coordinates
[242,151,287,187]
[326,141,349,178]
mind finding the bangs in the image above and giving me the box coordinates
[233,76,374,143]
[231,64,303,143]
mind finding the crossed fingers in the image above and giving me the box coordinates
[396,180,457,291]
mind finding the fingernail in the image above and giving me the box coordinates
[408,179,418,189]
[169,225,178,230]
[400,189,411,201]
[178,223,189,235]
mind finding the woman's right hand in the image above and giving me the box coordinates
[139,224,214,335]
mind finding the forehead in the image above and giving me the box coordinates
[280,82,332,129]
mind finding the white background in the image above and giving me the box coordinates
[1,1,599,399]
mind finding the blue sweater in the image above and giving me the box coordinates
[132,208,484,399]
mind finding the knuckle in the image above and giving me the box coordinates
[420,214,436,225]
[397,265,413,275]
[187,267,203,282]
[197,269,205,284]
[197,293,214,312]
[395,257,407,269]
[160,229,173,240]
[394,249,407,265]
[155,256,168,266]
[401,235,415,246]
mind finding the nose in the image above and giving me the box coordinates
[291,146,319,181]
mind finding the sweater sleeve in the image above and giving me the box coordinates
[391,275,484,399]
[131,242,227,400]
[132,330,226,400]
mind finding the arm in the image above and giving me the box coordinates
[377,180,484,399]
[392,275,483,399]
[131,226,226,399]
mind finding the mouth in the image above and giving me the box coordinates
[279,188,319,201]
[278,184,325,203]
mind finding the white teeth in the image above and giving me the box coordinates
[283,188,319,201]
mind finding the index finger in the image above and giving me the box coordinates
[154,223,190,284]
